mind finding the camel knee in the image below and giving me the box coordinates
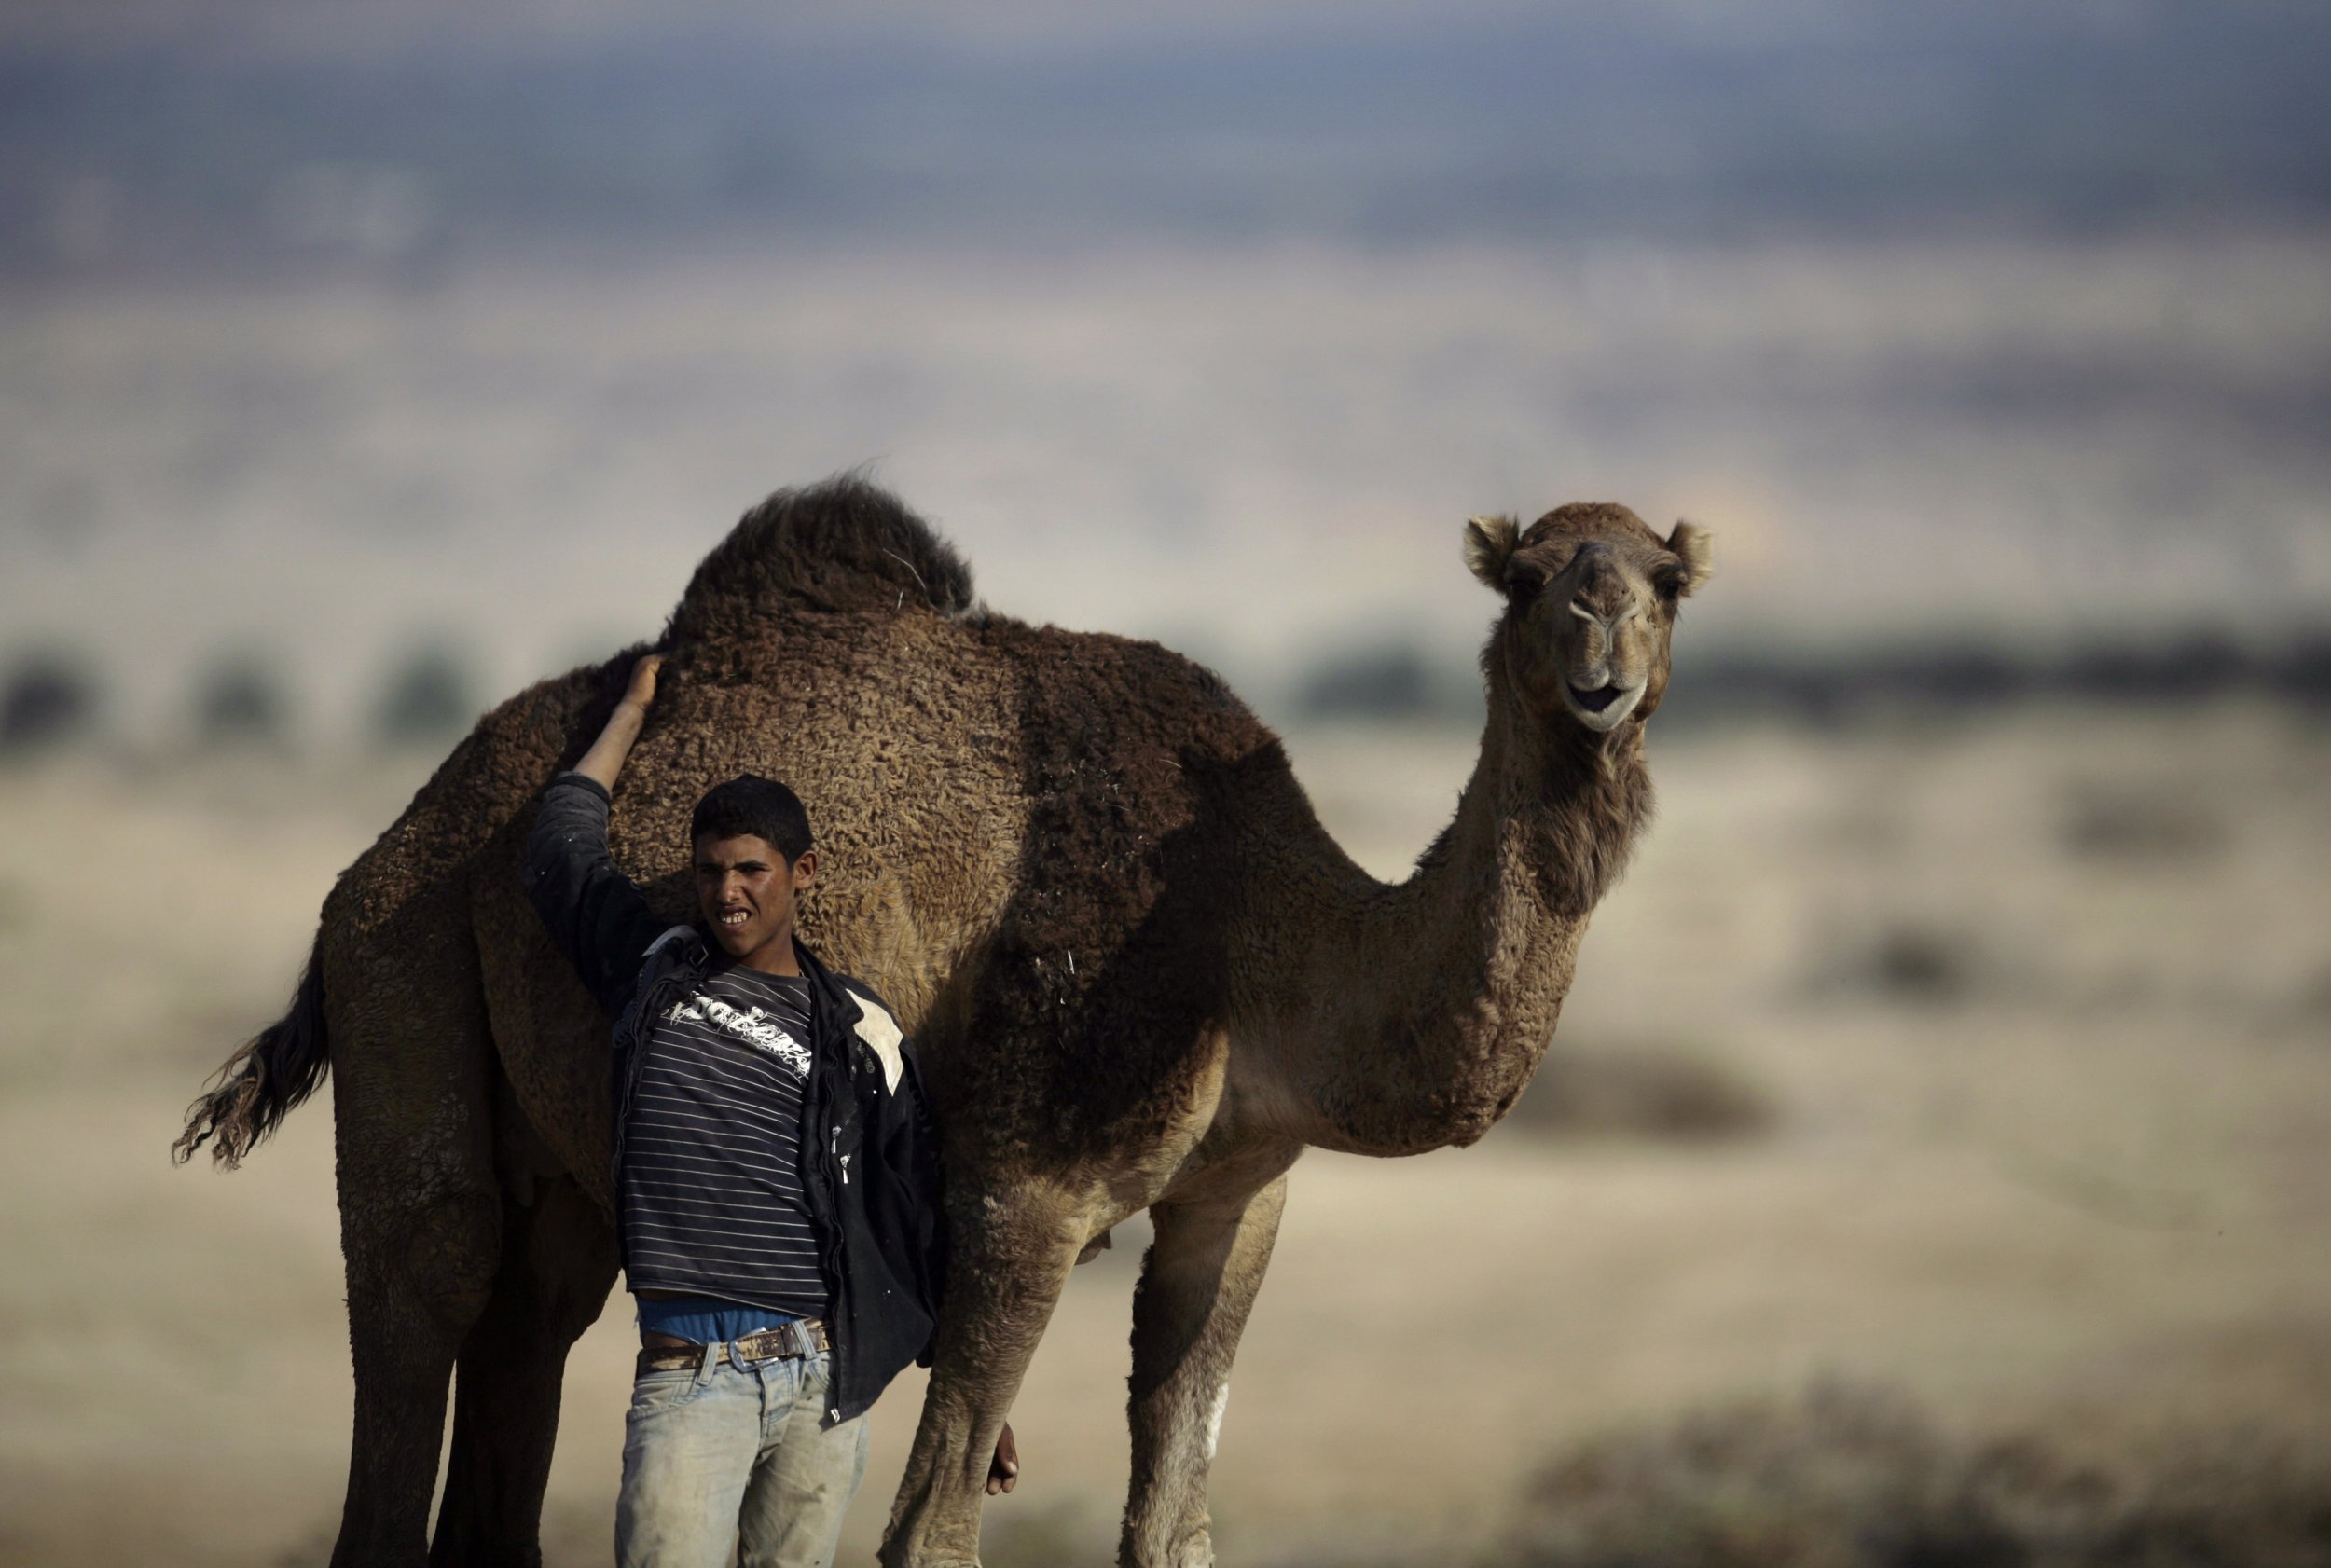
[409,1191,503,1330]
[348,1190,503,1341]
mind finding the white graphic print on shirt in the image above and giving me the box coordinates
[661,992,814,1080]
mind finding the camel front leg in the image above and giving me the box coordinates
[1122,1159,1295,1568]
[881,1181,1091,1568]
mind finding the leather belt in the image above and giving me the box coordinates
[635,1318,831,1375]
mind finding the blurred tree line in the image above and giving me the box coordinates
[0,641,482,760]
[7,624,2329,761]
[1290,631,2331,728]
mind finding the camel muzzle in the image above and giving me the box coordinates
[1561,675,1646,731]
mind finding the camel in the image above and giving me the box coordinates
[176,475,1710,1568]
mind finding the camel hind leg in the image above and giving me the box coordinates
[430,1164,619,1567]
[425,885,627,1565]
[324,906,504,1568]
[1122,1153,1298,1568]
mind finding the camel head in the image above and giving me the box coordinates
[1464,503,1712,733]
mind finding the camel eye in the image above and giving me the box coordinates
[1653,569,1685,602]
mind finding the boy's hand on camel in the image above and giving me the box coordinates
[621,653,664,711]
[573,653,665,786]
[986,1422,1020,1495]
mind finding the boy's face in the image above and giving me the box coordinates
[693,832,816,965]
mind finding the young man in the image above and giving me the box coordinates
[521,654,1014,1568]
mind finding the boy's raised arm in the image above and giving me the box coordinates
[521,655,674,1016]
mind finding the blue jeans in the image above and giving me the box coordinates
[615,1344,872,1568]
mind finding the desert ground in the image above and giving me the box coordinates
[2,703,2326,1565]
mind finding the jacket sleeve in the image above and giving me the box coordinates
[519,772,674,1019]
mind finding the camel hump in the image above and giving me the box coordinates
[665,474,976,643]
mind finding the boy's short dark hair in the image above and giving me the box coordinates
[691,775,814,865]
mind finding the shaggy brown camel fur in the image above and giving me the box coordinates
[176,476,1711,1568]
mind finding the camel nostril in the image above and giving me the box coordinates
[1569,593,1642,627]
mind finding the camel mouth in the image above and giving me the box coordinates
[1560,678,1644,731]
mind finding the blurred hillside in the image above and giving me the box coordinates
[6,233,2329,749]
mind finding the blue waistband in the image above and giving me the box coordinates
[634,1294,800,1346]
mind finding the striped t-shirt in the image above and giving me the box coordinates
[618,961,830,1317]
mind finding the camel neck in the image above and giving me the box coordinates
[1259,673,1652,1156]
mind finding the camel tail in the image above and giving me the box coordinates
[172,932,330,1169]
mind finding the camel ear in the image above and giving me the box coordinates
[1666,520,1714,597]
[1463,515,1520,590]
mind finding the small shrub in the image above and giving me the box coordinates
[1294,642,1467,722]
[194,652,295,750]
[1813,924,1982,1008]
[1505,1041,1772,1144]
[1483,1382,2331,1568]
[373,643,478,748]
[0,650,102,755]
[2058,785,2227,863]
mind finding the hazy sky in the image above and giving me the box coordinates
[0,1,2056,54]
[7,0,2327,263]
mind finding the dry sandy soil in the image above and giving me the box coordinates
[2,706,2326,1565]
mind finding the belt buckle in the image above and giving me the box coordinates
[724,1319,819,1364]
